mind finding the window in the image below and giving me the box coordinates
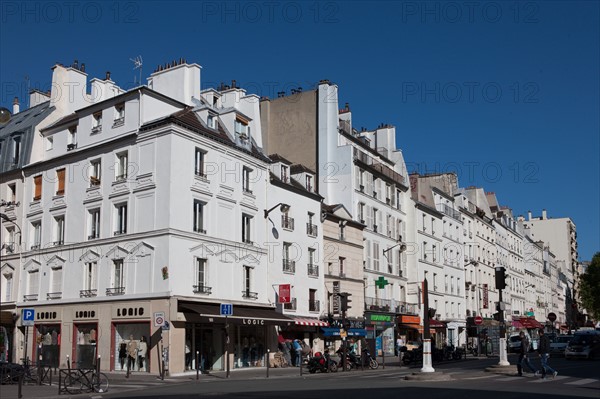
[33,175,42,201]
[307,212,317,237]
[8,183,16,202]
[90,159,101,187]
[309,289,319,312]
[283,242,294,273]
[373,242,380,271]
[372,208,378,233]
[115,152,128,181]
[235,119,248,137]
[308,248,318,276]
[68,127,77,148]
[114,103,125,124]
[396,189,402,210]
[193,200,205,233]
[339,257,345,276]
[56,168,65,196]
[281,165,288,183]
[387,247,393,274]
[88,209,100,239]
[54,216,65,246]
[12,137,20,164]
[339,223,345,240]
[28,270,39,296]
[195,148,206,177]
[31,221,42,250]
[115,203,127,235]
[3,272,13,301]
[242,167,252,193]
[83,262,97,293]
[5,227,15,253]
[194,258,210,294]
[422,213,426,231]
[111,259,124,293]
[358,202,365,223]
[207,115,216,129]
[242,265,255,298]
[242,214,252,243]
[92,112,102,132]
[46,137,54,151]
[50,267,62,295]
[305,175,313,191]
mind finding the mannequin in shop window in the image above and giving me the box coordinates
[127,335,138,371]
[138,336,148,371]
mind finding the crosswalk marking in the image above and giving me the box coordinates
[528,376,569,383]
[565,378,598,385]
[464,375,495,380]
[496,377,524,381]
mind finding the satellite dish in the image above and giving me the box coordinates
[272,227,279,239]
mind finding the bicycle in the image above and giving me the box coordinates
[64,368,109,394]
[19,358,39,384]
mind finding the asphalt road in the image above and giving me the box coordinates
[97,355,599,399]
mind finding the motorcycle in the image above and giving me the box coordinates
[402,346,422,365]
[361,347,379,370]
[307,351,337,374]
[336,347,361,371]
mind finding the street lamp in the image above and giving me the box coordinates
[263,203,290,219]
[382,237,407,259]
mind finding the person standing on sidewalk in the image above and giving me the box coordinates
[535,329,558,379]
[516,331,537,376]
[293,339,303,367]
[396,335,405,362]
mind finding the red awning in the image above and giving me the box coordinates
[428,320,447,328]
[293,317,329,327]
[512,320,524,329]
[514,317,543,329]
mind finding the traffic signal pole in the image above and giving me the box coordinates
[497,287,509,366]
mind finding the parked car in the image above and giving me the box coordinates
[508,335,522,353]
[565,330,600,360]
[550,335,573,356]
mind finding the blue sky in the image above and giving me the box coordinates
[1,1,598,260]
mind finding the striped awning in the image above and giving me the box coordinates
[294,317,329,327]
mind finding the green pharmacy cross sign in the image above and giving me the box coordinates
[375,276,389,289]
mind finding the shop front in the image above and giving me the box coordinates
[178,302,293,372]
[397,314,422,345]
[0,310,17,362]
[32,309,62,368]
[110,305,152,372]
[365,312,395,356]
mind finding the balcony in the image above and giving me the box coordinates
[106,287,125,296]
[193,285,212,294]
[53,240,64,246]
[113,117,125,127]
[284,298,297,311]
[309,300,320,312]
[47,292,62,300]
[307,223,318,237]
[115,174,127,182]
[88,234,99,240]
[365,297,392,312]
[79,289,97,298]
[91,125,102,134]
[23,294,38,301]
[67,143,77,151]
[90,177,101,187]
[30,244,40,250]
[307,264,319,277]
[281,216,295,231]
[283,260,296,273]
[114,230,127,236]
[353,148,406,186]
[242,290,258,299]
[439,204,461,221]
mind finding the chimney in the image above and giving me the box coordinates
[12,97,20,114]
[105,71,111,81]
[231,80,236,89]
[146,61,201,106]
[542,209,547,220]
[80,63,85,72]
[73,59,79,69]
[528,210,532,221]
[345,102,350,111]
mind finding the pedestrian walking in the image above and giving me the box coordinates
[535,329,558,379]
[293,339,303,367]
[516,331,537,376]
[396,335,405,361]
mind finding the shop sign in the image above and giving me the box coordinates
[370,314,392,323]
[74,310,97,320]
[242,318,264,325]
[398,315,420,324]
[114,306,147,319]
[36,310,59,321]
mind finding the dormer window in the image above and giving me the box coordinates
[281,165,289,183]
[67,127,77,150]
[113,104,125,126]
[46,137,54,151]
[92,112,102,133]
[12,137,21,164]
[305,175,313,191]
[235,119,248,138]
[207,115,216,129]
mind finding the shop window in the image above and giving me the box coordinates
[113,324,149,372]
[75,324,97,369]
[35,325,60,367]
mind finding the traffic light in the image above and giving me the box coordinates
[495,267,507,290]
[340,293,352,312]
[493,312,501,321]
[427,308,437,319]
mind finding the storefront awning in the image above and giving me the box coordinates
[179,302,293,326]
[321,327,367,337]
[293,317,329,327]
[428,320,447,328]
[512,320,524,329]
[514,317,543,329]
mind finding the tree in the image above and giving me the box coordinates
[578,252,600,321]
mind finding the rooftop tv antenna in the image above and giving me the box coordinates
[130,56,143,86]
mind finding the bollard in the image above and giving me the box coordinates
[97,356,101,377]
[161,359,165,380]
[67,355,71,371]
[126,354,130,379]
[382,347,385,370]
[266,349,270,378]
[18,372,23,398]
[49,367,53,386]
[196,351,200,380]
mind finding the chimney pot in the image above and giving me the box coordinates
[232,80,236,89]
[13,97,20,114]
[73,59,79,69]
[80,63,85,72]
[105,71,111,81]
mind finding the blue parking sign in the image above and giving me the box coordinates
[220,303,233,316]
[22,308,35,326]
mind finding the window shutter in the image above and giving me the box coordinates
[57,169,65,194]
[29,271,39,295]
[34,175,42,199]
[52,268,62,292]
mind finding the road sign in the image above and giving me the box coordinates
[278,284,291,304]
[547,312,557,322]
[220,303,233,316]
[154,311,165,327]
[474,315,483,325]
[161,320,170,331]
[22,308,35,326]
